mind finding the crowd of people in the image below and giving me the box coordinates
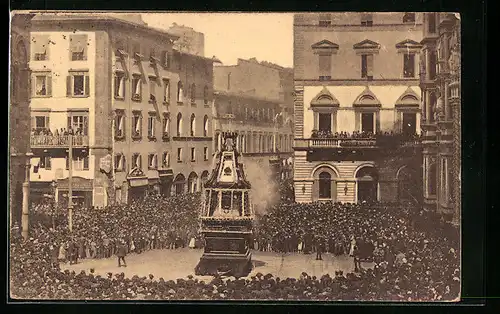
[310,129,422,141]
[30,127,87,146]
[10,184,460,301]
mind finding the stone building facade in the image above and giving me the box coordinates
[293,12,424,204]
[420,13,461,224]
[10,13,33,227]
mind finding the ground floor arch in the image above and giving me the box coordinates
[174,173,186,195]
[188,172,199,193]
[311,164,339,201]
[355,165,379,203]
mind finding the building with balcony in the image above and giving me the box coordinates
[419,13,461,224]
[212,58,294,179]
[28,13,215,206]
[293,12,424,203]
[10,13,33,227]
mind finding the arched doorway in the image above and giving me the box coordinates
[188,172,198,193]
[174,173,186,195]
[397,166,418,203]
[312,166,338,201]
[356,166,378,203]
[201,170,210,188]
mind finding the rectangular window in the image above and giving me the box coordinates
[70,34,88,61]
[67,114,89,135]
[149,77,157,102]
[162,51,171,68]
[163,116,170,137]
[131,153,141,169]
[115,112,125,139]
[177,148,182,162]
[148,153,158,169]
[403,54,415,78]
[67,71,90,97]
[40,156,51,170]
[131,76,142,101]
[318,113,332,132]
[204,147,208,161]
[402,112,417,135]
[361,112,375,133]
[361,54,373,79]
[191,147,196,161]
[163,79,170,104]
[32,35,50,61]
[32,73,52,97]
[33,116,50,131]
[115,154,125,171]
[318,54,331,79]
[148,115,156,138]
[114,73,125,99]
[69,156,89,171]
[132,113,142,138]
[361,14,373,26]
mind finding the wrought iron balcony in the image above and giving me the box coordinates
[294,135,421,150]
[30,135,89,148]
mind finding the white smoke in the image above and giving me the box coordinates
[242,157,279,215]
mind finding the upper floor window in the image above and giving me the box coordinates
[403,13,416,23]
[204,147,209,161]
[67,71,90,97]
[428,13,436,33]
[115,110,125,139]
[190,83,196,104]
[132,111,142,139]
[190,147,196,162]
[70,34,88,61]
[161,51,171,68]
[147,114,156,139]
[177,81,184,103]
[114,72,126,99]
[190,114,196,136]
[148,153,158,170]
[67,113,89,135]
[31,35,50,61]
[203,115,209,137]
[361,14,373,26]
[163,79,170,104]
[319,13,332,26]
[32,72,52,97]
[176,112,183,136]
[132,153,142,170]
[115,154,126,172]
[312,40,339,80]
[403,53,416,78]
[361,112,375,133]
[149,76,157,102]
[162,152,170,168]
[361,54,374,80]
[131,75,142,101]
[204,86,209,105]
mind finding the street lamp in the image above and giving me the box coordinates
[21,152,33,240]
[67,129,74,233]
[51,180,57,229]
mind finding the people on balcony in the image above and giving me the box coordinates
[310,129,422,141]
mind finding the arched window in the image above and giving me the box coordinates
[428,162,437,196]
[188,172,198,193]
[319,172,332,199]
[190,83,196,103]
[176,112,183,136]
[177,81,183,103]
[174,173,186,195]
[204,85,209,104]
[356,166,379,203]
[203,115,209,137]
[190,114,196,136]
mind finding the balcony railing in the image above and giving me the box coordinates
[295,135,421,149]
[30,135,89,148]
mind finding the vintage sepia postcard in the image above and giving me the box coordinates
[9,11,461,301]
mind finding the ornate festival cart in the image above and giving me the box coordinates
[194,132,254,278]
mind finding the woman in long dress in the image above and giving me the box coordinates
[58,242,67,262]
[298,238,303,253]
[189,236,196,249]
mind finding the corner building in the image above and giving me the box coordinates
[419,13,461,224]
[293,12,424,203]
[28,14,214,206]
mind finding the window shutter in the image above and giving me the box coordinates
[83,116,89,135]
[66,76,72,96]
[138,154,142,169]
[84,156,89,170]
[367,54,374,77]
[355,112,360,131]
[122,155,126,171]
[31,116,36,129]
[67,116,72,130]
[85,75,90,96]
[47,75,52,96]
[45,116,50,130]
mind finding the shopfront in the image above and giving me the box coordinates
[127,168,148,203]
[56,176,93,208]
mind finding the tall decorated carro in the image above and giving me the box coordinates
[194,131,254,278]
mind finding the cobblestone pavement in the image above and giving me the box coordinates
[61,248,374,281]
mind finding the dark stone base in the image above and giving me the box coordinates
[195,252,253,278]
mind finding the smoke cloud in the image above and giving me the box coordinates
[242,157,279,215]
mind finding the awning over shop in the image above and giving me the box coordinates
[127,167,148,187]
[56,176,93,191]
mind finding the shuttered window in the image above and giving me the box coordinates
[318,54,331,77]
[67,71,90,97]
[70,34,88,61]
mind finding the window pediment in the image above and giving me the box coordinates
[353,87,381,107]
[395,39,423,54]
[310,86,339,108]
[353,39,381,50]
[312,40,339,55]
[395,87,420,107]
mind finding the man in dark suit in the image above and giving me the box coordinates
[315,236,324,261]
[117,240,127,267]
[68,239,77,265]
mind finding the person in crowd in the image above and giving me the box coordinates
[117,240,127,267]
